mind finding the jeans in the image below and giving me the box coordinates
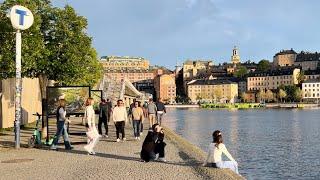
[133,120,141,137]
[98,117,108,135]
[115,121,125,139]
[157,112,164,125]
[52,121,72,149]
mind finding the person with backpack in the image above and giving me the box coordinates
[98,99,111,138]
[50,99,73,150]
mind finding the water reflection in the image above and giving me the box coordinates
[164,108,320,179]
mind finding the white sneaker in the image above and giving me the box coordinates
[122,138,126,141]
[158,158,167,162]
[116,139,120,142]
[140,132,143,135]
[137,137,140,141]
[135,137,138,140]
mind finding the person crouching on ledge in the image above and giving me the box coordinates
[140,123,166,162]
[203,130,239,174]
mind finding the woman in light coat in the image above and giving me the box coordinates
[83,98,100,155]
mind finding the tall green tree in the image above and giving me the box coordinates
[297,71,306,84]
[234,66,248,78]
[0,0,102,98]
[257,59,271,71]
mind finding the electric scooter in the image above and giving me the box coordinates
[28,112,55,148]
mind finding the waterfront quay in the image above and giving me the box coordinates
[0,117,242,180]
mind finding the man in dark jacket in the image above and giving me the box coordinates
[156,98,166,125]
[98,99,111,137]
[140,123,166,162]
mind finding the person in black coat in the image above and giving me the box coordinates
[140,123,166,162]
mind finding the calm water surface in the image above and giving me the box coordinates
[163,108,320,180]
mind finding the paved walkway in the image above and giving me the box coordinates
[0,117,241,180]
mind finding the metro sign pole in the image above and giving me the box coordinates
[9,5,34,149]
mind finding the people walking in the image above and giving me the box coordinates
[156,98,166,125]
[112,99,128,142]
[147,98,157,128]
[140,123,166,162]
[98,99,111,138]
[50,99,73,150]
[84,98,100,155]
[131,101,144,140]
[203,130,239,174]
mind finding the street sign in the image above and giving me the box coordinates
[10,5,34,30]
[9,5,34,149]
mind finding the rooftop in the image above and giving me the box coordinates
[187,79,237,86]
[274,49,297,56]
[247,67,299,77]
[100,56,147,61]
[295,51,320,62]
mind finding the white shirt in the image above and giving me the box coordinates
[112,106,128,123]
[58,107,66,121]
[205,143,236,164]
[85,105,95,127]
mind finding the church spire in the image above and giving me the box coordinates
[231,46,240,64]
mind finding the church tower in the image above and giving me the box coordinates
[231,46,240,64]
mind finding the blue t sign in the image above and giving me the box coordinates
[15,9,27,25]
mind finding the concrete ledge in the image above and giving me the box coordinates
[164,126,243,180]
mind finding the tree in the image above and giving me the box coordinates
[234,66,248,78]
[256,89,266,103]
[0,0,102,139]
[265,90,274,102]
[0,0,102,99]
[294,88,303,102]
[257,59,271,71]
[278,89,287,102]
[297,71,306,84]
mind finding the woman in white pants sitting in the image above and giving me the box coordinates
[203,130,239,174]
[84,98,100,155]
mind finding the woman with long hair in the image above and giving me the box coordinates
[50,99,73,150]
[203,130,239,174]
[83,98,100,155]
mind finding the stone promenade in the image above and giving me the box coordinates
[0,117,242,180]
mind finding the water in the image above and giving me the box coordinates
[163,108,320,180]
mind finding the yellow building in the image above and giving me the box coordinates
[231,46,240,64]
[187,79,238,103]
[273,49,297,67]
[100,56,150,70]
[182,60,213,93]
[247,68,300,91]
[154,74,176,104]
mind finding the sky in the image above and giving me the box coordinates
[40,0,320,68]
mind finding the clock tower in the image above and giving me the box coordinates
[231,46,240,64]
